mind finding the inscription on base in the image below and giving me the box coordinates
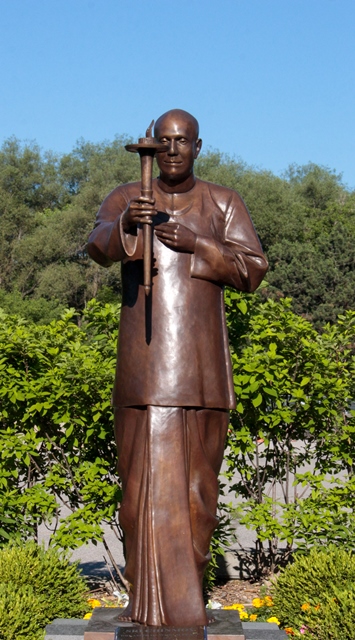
[115,626,206,640]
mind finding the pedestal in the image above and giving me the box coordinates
[83,609,245,640]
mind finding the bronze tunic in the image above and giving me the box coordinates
[87,177,268,409]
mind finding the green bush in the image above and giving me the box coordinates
[0,584,48,640]
[0,302,121,550]
[224,291,355,576]
[0,542,90,639]
[271,546,355,638]
[301,585,355,640]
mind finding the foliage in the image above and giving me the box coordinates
[0,583,48,640]
[224,290,355,575]
[2,290,355,586]
[0,541,89,640]
[0,301,121,551]
[299,586,355,640]
[0,288,64,323]
[0,136,354,324]
[2,292,355,583]
[204,505,234,589]
[271,546,355,639]
[0,136,139,320]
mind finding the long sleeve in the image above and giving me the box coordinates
[190,187,268,292]
[87,184,140,267]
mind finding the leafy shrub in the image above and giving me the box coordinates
[0,583,48,640]
[224,290,355,576]
[0,541,90,639]
[295,584,355,640]
[0,302,121,550]
[271,546,355,638]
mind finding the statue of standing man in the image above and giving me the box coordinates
[87,109,268,627]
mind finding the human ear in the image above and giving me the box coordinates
[194,139,202,159]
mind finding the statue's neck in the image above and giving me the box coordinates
[157,174,196,194]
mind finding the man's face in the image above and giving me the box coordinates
[155,114,202,185]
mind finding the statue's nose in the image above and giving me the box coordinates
[168,140,178,155]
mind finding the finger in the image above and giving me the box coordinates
[136,196,155,204]
[130,203,155,211]
[156,234,178,246]
[155,230,175,240]
[130,197,155,206]
[133,212,154,221]
[155,229,175,240]
[131,211,156,221]
[157,236,175,246]
[134,218,152,225]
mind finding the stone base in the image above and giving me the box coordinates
[45,617,89,639]
[44,615,288,640]
[83,609,245,640]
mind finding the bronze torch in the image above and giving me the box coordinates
[125,122,168,296]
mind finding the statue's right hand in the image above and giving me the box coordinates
[121,197,156,233]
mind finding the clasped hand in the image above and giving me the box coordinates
[121,196,155,233]
[155,222,196,253]
[122,197,196,253]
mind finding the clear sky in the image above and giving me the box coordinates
[1,0,354,188]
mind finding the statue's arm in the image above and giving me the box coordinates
[87,187,138,267]
[191,192,268,293]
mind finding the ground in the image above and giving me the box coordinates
[85,577,265,608]
[208,578,265,606]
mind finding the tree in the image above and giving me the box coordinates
[1,138,354,325]
[224,290,355,575]
[0,301,121,553]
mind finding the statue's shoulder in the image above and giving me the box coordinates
[195,178,245,208]
[106,180,141,199]
[99,181,142,211]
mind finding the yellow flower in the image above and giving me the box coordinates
[83,612,92,619]
[267,616,280,625]
[249,614,257,621]
[87,598,101,608]
[252,597,265,608]
[285,628,295,636]
[224,603,245,611]
[239,611,248,620]
[301,603,311,611]
[264,595,274,606]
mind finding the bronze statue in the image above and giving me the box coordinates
[87,109,268,628]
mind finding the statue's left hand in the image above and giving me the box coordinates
[155,222,196,253]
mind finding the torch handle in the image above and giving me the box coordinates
[139,152,155,296]
[142,223,152,296]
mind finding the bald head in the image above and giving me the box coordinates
[154,109,199,140]
[154,109,202,191]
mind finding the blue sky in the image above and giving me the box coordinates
[1,0,354,188]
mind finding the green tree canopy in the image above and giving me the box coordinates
[0,136,354,325]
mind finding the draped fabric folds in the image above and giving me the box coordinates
[114,406,229,627]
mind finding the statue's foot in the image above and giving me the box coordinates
[206,612,216,624]
[116,598,133,622]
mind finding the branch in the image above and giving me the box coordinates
[102,535,130,593]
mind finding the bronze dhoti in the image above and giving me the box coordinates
[115,406,228,626]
